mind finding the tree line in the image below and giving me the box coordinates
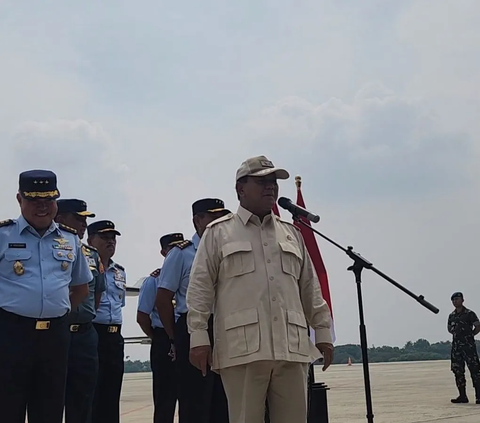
[124,338,480,373]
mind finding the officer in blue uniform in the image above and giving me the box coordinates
[156,199,231,423]
[137,233,185,423]
[55,199,107,423]
[87,220,126,423]
[0,170,92,423]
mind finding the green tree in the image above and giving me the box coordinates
[122,340,480,371]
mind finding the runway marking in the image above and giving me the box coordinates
[121,404,151,416]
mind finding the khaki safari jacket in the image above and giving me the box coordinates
[186,205,333,371]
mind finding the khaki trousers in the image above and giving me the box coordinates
[219,360,308,423]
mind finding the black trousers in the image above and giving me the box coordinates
[91,323,124,423]
[151,327,177,423]
[175,313,229,423]
[0,307,70,423]
[65,322,99,423]
[207,316,229,423]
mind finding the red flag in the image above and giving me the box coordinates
[293,176,335,343]
[272,203,280,217]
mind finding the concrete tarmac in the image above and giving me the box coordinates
[118,360,480,422]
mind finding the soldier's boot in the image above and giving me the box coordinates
[451,386,469,403]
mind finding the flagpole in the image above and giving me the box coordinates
[293,175,335,340]
[293,175,331,423]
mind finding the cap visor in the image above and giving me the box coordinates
[77,211,96,217]
[207,208,228,213]
[250,168,290,180]
[98,228,121,236]
[168,240,184,246]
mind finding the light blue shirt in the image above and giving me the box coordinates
[0,215,93,319]
[93,260,126,325]
[138,275,172,328]
[157,233,199,315]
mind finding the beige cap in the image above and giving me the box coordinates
[235,155,290,181]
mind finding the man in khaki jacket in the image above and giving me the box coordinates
[186,155,334,423]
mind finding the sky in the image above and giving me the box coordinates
[1,0,479,361]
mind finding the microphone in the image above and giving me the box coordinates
[277,197,320,223]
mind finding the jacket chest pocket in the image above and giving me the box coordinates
[224,308,260,358]
[52,250,75,278]
[114,280,126,291]
[221,241,255,279]
[279,241,302,279]
[2,249,32,278]
[286,309,310,356]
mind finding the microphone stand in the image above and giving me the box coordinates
[290,213,439,423]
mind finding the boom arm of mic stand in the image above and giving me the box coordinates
[292,216,439,315]
[291,212,439,423]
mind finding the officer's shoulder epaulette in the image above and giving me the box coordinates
[207,212,234,228]
[275,215,300,231]
[59,223,77,234]
[150,268,161,277]
[0,219,15,228]
[175,240,193,250]
[82,243,97,252]
[114,263,125,271]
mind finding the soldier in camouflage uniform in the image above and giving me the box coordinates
[447,292,480,404]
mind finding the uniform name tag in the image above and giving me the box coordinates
[53,244,73,251]
[8,243,26,248]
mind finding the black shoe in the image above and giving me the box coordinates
[451,395,469,403]
[476,398,480,404]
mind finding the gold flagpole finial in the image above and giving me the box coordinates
[295,175,302,189]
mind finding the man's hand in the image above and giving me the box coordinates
[316,343,334,371]
[189,345,212,376]
[473,323,480,337]
[168,343,176,362]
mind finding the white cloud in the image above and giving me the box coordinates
[395,1,480,140]
[7,119,130,219]
[247,82,475,202]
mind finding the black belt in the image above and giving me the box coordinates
[69,322,93,333]
[0,307,67,331]
[93,323,122,333]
